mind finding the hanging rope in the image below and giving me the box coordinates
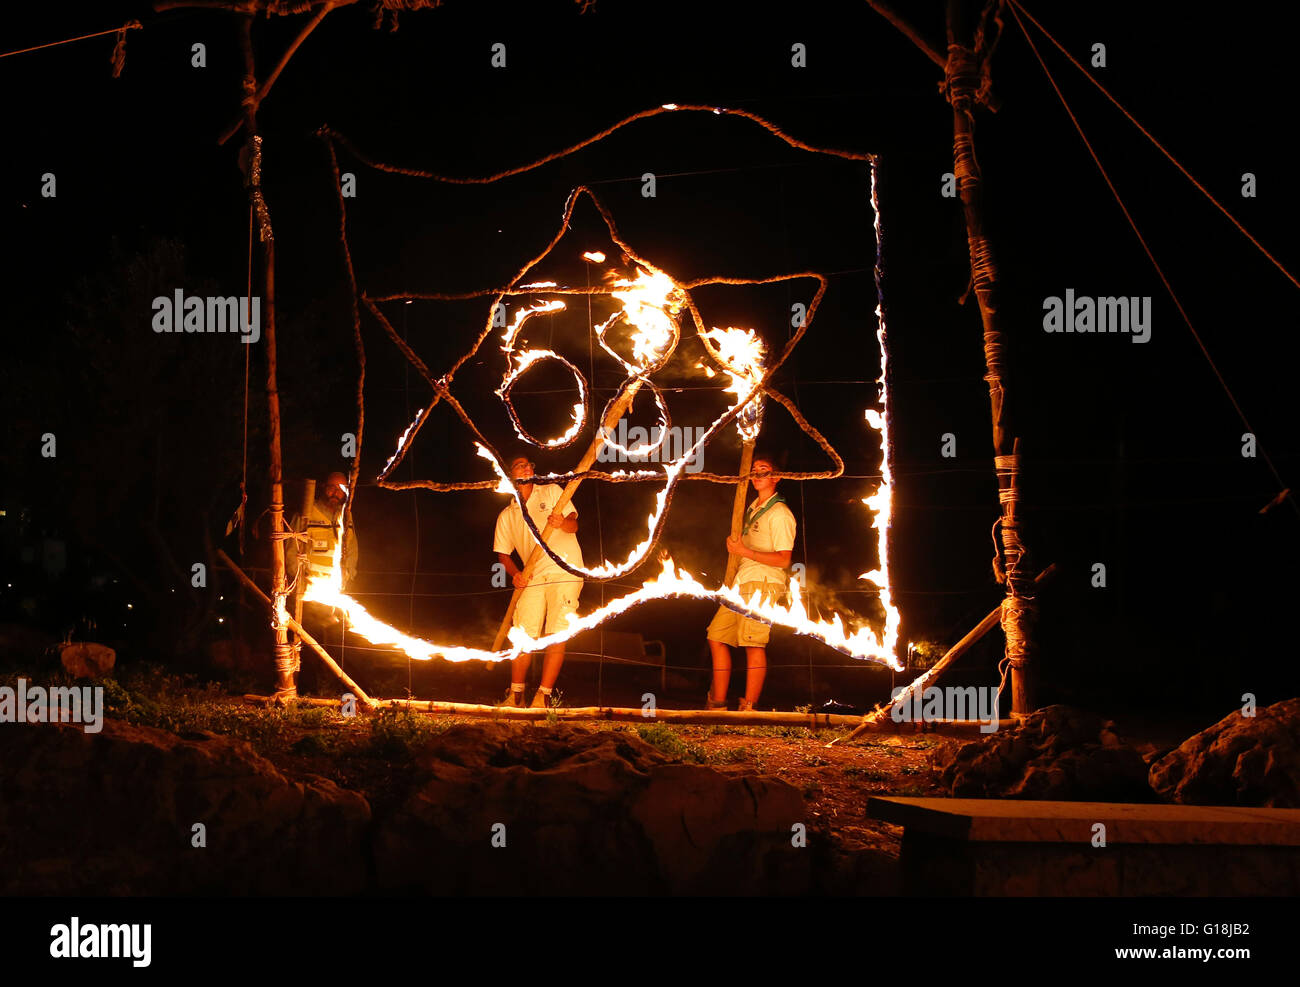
[0,20,141,65]
[1009,0,1300,295]
[317,104,872,187]
[1008,2,1298,518]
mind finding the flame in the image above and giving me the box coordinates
[582,251,606,263]
[380,409,424,479]
[304,548,902,667]
[494,299,585,447]
[598,265,684,372]
[310,229,909,674]
[701,325,766,441]
[862,159,904,664]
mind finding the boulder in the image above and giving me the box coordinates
[934,704,1154,801]
[58,641,116,678]
[1149,698,1300,808]
[0,719,370,894]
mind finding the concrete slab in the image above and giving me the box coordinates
[868,797,1300,845]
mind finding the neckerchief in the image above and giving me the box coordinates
[742,492,786,535]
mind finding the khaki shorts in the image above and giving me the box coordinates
[514,572,584,640]
[706,581,785,648]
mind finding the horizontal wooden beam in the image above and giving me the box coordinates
[241,694,1019,735]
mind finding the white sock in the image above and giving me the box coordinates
[511,682,525,693]
[537,686,552,695]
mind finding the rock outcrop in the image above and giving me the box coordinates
[1,718,814,894]
[0,719,371,894]
[371,723,810,894]
[1150,698,1300,808]
[934,704,1154,801]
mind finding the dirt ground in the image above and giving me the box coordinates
[661,728,952,855]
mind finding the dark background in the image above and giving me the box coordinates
[2,1,1295,721]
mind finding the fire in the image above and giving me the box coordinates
[701,325,766,440]
[492,299,586,447]
[598,265,684,372]
[305,544,902,667]
[380,409,424,479]
[300,241,908,673]
[863,159,904,665]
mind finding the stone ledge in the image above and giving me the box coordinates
[868,796,1300,845]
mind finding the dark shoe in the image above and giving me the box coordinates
[496,687,525,708]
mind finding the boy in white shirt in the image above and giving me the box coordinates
[705,455,796,711]
[493,454,584,708]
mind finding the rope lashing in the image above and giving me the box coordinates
[109,20,141,78]
[999,595,1035,667]
[967,233,997,299]
[994,453,1020,504]
[952,131,981,195]
[273,642,300,678]
[942,43,981,111]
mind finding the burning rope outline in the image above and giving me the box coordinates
[314,110,902,667]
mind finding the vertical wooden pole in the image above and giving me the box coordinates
[722,441,755,587]
[945,0,1037,714]
[238,15,296,701]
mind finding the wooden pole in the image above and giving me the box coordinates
[490,380,646,650]
[240,693,1015,734]
[830,563,1056,746]
[218,549,375,708]
[864,0,947,69]
[722,440,755,587]
[946,0,1037,715]
[236,15,296,702]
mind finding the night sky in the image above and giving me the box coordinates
[3,0,1296,717]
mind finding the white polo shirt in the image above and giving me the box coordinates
[735,493,796,586]
[494,483,583,580]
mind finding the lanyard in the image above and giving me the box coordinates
[742,493,785,535]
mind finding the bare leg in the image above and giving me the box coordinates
[708,639,732,703]
[744,646,767,706]
[511,651,531,687]
[539,642,566,690]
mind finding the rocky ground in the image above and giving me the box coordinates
[2,661,1296,894]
